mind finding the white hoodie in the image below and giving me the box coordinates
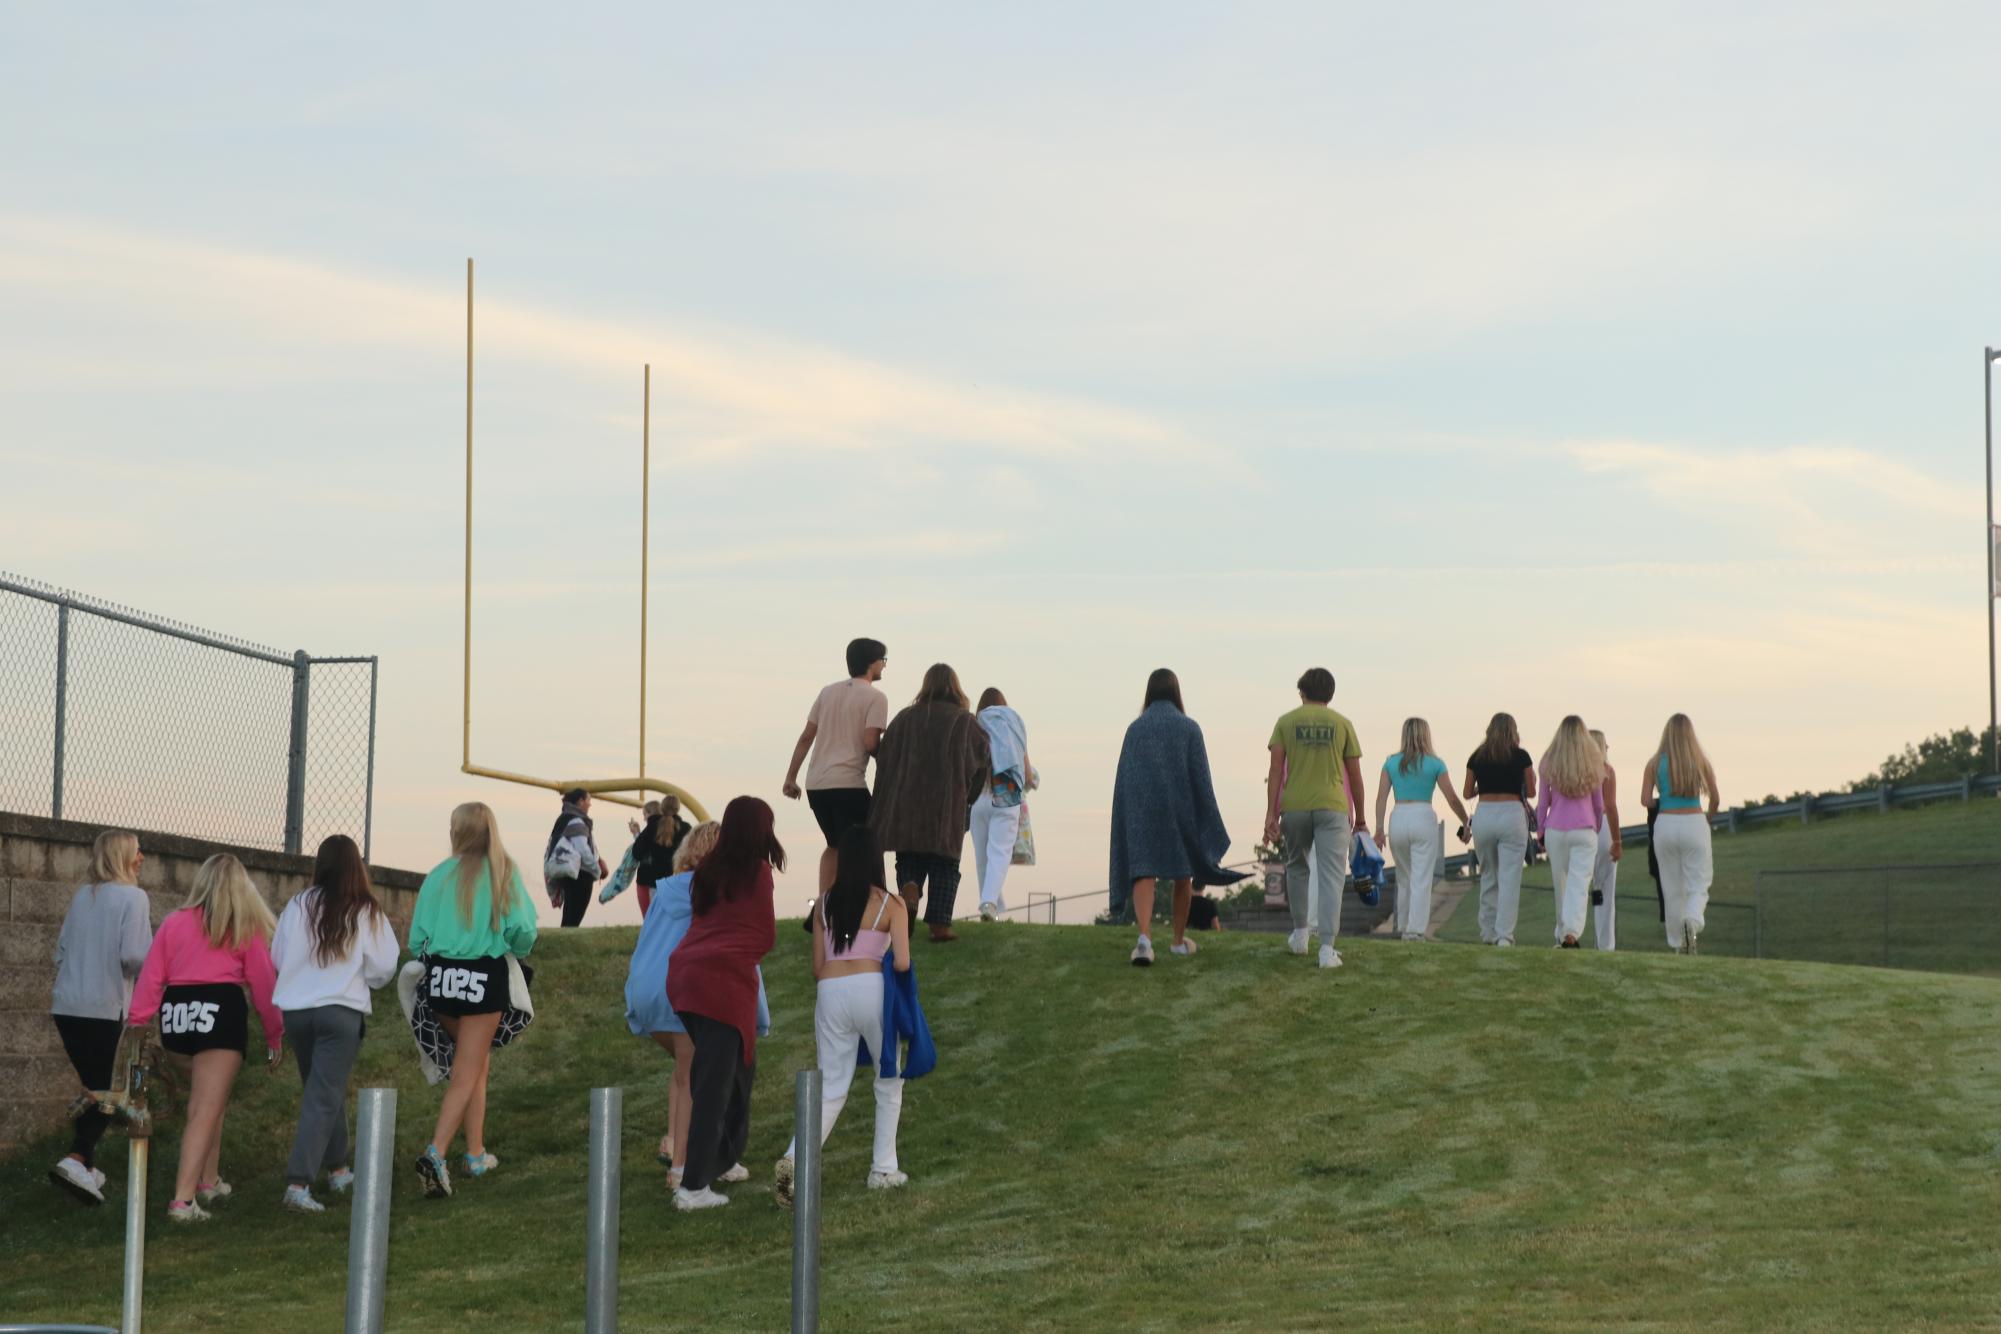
[271,887,402,1014]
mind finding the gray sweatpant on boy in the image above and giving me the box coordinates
[284,1005,365,1186]
[1281,808,1352,943]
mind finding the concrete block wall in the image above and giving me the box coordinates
[0,812,421,1155]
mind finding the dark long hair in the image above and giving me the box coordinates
[1142,667,1184,714]
[1474,712,1521,766]
[976,687,1007,711]
[307,834,382,968]
[822,825,888,953]
[690,796,787,916]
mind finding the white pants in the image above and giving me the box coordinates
[1546,826,1598,943]
[783,972,903,1174]
[967,795,1022,913]
[1387,806,1442,940]
[1472,802,1528,946]
[1590,818,1617,950]
[1653,814,1713,949]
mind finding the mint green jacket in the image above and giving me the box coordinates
[407,857,538,961]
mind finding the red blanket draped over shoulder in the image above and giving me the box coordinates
[666,865,775,1064]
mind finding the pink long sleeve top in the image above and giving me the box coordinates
[128,907,283,1052]
[1534,768,1606,834]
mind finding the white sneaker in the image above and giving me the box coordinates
[1318,945,1343,970]
[867,1169,909,1190]
[282,1184,326,1214]
[90,1167,108,1192]
[167,1199,211,1224]
[979,902,997,922]
[717,1162,750,1183]
[196,1179,233,1204]
[673,1185,730,1212]
[49,1157,104,1206]
[1169,938,1197,957]
[1286,928,1309,955]
[328,1167,354,1195]
[1130,936,1155,967]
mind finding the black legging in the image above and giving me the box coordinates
[679,1012,754,1191]
[557,877,593,928]
[53,1014,123,1168]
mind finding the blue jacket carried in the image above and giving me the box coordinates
[857,954,936,1080]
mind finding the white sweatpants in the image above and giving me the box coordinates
[967,795,1022,913]
[1590,817,1617,950]
[1653,814,1713,949]
[1546,826,1598,943]
[1472,802,1528,946]
[783,972,903,1174]
[1387,806,1442,940]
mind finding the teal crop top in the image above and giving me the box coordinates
[1656,754,1702,811]
[1383,753,1447,801]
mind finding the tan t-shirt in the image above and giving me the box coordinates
[804,678,890,790]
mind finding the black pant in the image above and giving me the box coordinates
[557,876,593,928]
[53,1014,122,1168]
[897,852,964,928]
[680,1012,754,1192]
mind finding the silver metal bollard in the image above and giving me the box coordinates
[791,1070,822,1334]
[121,1138,146,1334]
[345,1087,397,1334]
[586,1087,622,1334]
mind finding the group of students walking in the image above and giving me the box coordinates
[43,638,1721,1228]
[1108,664,1722,965]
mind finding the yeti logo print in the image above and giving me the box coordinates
[430,965,487,1004]
[161,1001,221,1034]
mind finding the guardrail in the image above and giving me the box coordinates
[1438,772,2001,878]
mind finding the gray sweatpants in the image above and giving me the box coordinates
[1281,808,1352,943]
[284,1005,365,1186]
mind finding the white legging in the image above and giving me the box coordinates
[1590,818,1617,950]
[1546,826,1598,943]
[1472,802,1528,946]
[967,794,1022,913]
[1653,814,1713,948]
[784,972,903,1174]
[1387,806,1442,940]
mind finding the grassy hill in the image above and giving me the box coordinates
[4,918,2001,1331]
[1433,798,2001,971]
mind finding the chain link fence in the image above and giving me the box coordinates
[1754,863,2001,976]
[0,572,377,857]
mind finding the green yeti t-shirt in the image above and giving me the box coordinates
[1270,704,1362,813]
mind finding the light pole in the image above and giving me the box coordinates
[1987,348,1999,774]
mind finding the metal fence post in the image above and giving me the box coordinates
[792,1070,822,1334]
[586,1087,622,1334]
[284,650,311,854]
[52,599,69,821]
[363,657,380,862]
[346,1087,396,1334]
[122,1136,147,1334]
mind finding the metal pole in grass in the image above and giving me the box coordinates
[121,1137,146,1334]
[346,1088,397,1334]
[792,1070,823,1333]
[586,1087,622,1334]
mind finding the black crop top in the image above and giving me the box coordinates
[1468,747,1533,797]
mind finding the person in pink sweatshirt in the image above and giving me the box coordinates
[128,852,282,1223]
[1535,716,1608,950]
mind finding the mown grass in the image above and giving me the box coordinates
[4,913,2001,1331]
[1433,798,2001,971]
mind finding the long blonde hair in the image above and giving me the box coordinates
[672,821,721,874]
[448,802,516,933]
[186,853,276,949]
[1397,718,1435,775]
[1542,715,1605,798]
[89,829,141,886]
[1657,714,1712,800]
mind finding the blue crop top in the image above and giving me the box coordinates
[1382,753,1447,801]
[1656,754,1702,811]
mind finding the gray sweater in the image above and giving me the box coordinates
[51,882,154,1021]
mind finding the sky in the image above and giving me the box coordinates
[2,3,1997,925]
